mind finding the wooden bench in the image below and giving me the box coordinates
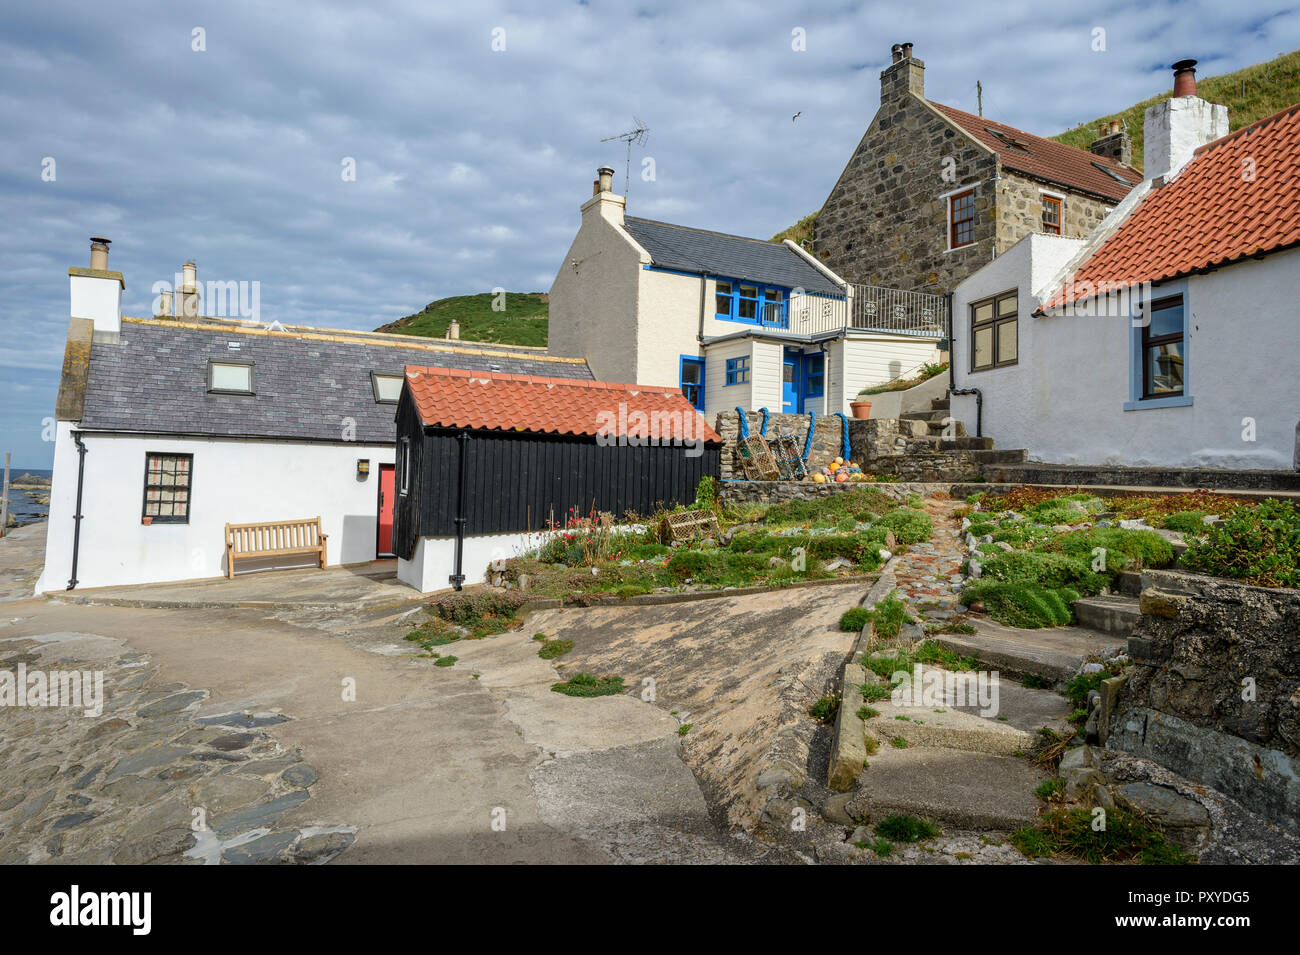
[225,517,328,579]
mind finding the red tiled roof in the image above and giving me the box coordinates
[931,103,1142,202]
[1047,102,1300,308]
[404,366,721,442]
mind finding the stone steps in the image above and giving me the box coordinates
[928,618,1117,684]
[900,409,950,424]
[1072,594,1141,637]
[1114,570,1143,597]
[937,436,994,451]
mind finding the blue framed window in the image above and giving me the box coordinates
[805,354,824,398]
[725,356,750,385]
[1125,284,1192,411]
[679,355,705,411]
[715,278,789,328]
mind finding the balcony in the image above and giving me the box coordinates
[787,285,948,339]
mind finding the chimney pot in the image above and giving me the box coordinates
[89,237,111,271]
[597,166,615,193]
[891,43,903,63]
[180,261,199,317]
[900,42,913,59]
[1172,59,1198,97]
[446,319,460,340]
[157,289,173,318]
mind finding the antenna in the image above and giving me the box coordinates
[600,116,649,195]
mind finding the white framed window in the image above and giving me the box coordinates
[207,360,254,394]
[398,437,411,495]
[371,371,403,403]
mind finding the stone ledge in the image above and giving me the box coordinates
[828,661,870,792]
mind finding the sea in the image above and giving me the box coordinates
[4,467,52,524]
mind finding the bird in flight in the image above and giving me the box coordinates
[792,111,802,122]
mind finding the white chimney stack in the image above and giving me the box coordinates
[69,236,123,340]
[1143,59,1228,182]
[179,261,200,318]
[157,289,173,317]
[581,165,625,227]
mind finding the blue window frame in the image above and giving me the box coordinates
[1125,283,1192,411]
[679,355,705,412]
[805,353,824,398]
[725,356,750,385]
[714,278,789,328]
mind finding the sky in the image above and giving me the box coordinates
[2,0,1298,468]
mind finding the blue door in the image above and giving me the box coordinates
[782,348,800,413]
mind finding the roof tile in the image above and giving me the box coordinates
[404,366,721,443]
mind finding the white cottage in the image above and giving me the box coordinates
[548,167,945,421]
[950,64,1300,471]
[36,242,593,593]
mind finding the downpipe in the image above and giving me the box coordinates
[449,430,469,591]
[67,432,88,590]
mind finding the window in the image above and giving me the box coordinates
[1141,296,1184,398]
[949,190,976,249]
[804,354,824,398]
[1041,195,1062,235]
[713,278,789,327]
[398,438,411,495]
[715,281,733,317]
[371,371,403,403]
[725,356,750,385]
[970,290,1018,371]
[142,453,193,523]
[207,360,254,394]
[679,356,705,411]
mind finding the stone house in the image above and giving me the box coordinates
[949,64,1300,470]
[814,43,1142,294]
[547,167,945,420]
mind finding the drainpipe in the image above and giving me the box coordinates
[66,432,88,590]
[448,430,469,591]
[945,291,984,437]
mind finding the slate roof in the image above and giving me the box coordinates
[931,103,1142,203]
[622,216,844,295]
[79,319,593,443]
[1045,103,1300,308]
[405,366,721,442]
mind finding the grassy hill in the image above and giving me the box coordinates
[1052,49,1300,173]
[773,49,1300,242]
[375,292,549,346]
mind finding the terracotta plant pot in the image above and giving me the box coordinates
[850,400,873,420]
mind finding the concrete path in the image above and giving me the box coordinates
[0,521,46,601]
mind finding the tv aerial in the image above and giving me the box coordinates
[600,116,649,195]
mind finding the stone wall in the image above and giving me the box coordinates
[996,172,1114,251]
[717,479,939,508]
[1108,569,1300,832]
[713,410,852,479]
[814,89,995,294]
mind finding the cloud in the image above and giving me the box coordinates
[2,0,1298,466]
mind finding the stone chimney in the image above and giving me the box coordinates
[179,261,200,318]
[446,319,460,340]
[881,42,924,105]
[580,165,625,227]
[1143,59,1228,182]
[69,236,123,340]
[1090,119,1132,167]
[156,289,173,318]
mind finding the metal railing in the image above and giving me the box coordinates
[786,285,948,339]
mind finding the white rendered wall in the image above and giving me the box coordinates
[69,275,122,336]
[951,242,1300,468]
[35,432,394,592]
[398,530,553,593]
[637,267,708,387]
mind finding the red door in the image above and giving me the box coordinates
[377,464,396,556]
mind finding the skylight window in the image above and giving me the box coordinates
[371,372,404,404]
[986,128,1030,152]
[208,360,254,395]
[1092,161,1132,184]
